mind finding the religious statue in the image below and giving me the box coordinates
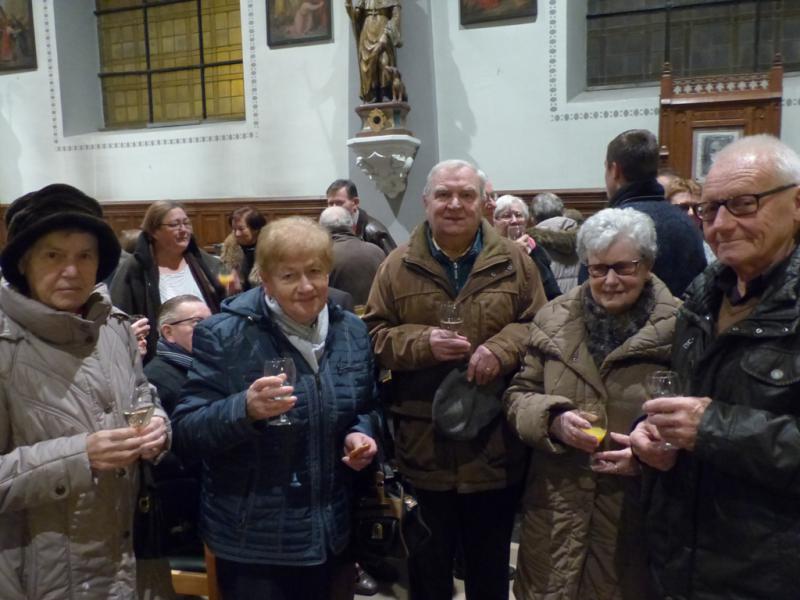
[345,0,404,104]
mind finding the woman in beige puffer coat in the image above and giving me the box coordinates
[505,208,681,600]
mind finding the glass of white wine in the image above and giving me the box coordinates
[645,370,682,450]
[438,301,463,336]
[125,386,155,429]
[264,357,296,427]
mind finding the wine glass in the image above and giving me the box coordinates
[645,370,682,450]
[507,224,524,240]
[578,405,608,445]
[217,265,235,288]
[264,358,296,427]
[438,301,463,335]
[125,385,155,429]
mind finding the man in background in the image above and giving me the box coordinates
[326,179,397,255]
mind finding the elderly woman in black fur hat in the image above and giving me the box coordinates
[0,184,170,599]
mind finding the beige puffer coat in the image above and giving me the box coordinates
[0,283,168,600]
[504,277,679,600]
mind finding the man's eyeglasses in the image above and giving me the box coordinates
[694,183,798,222]
[586,260,641,278]
[160,219,193,230]
[167,317,204,328]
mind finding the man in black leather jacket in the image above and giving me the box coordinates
[326,179,397,256]
[631,134,800,600]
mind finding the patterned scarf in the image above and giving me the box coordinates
[155,338,193,370]
[264,294,328,373]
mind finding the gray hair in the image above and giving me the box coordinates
[494,194,529,221]
[712,134,800,183]
[157,294,204,330]
[531,192,564,222]
[423,159,485,199]
[319,205,353,233]
[577,208,657,266]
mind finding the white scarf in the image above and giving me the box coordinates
[264,293,328,373]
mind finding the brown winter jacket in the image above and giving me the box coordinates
[365,221,546,492]
[0,283,169,600]
[504,277,679,600]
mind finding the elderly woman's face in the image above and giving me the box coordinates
[587,237,651,315]
[232,216,257,246]
[261,255,329,325]
[494,202,528,237]
[19,230,99,312]
[151,208,192,255]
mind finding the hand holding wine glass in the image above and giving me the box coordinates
[644,370,682,450]
[549,406,607,454]
[438,301,464,336]
[263,358,297,426]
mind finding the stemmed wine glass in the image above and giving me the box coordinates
[125,385,155,429]
[645,370,682,450]
[438,301,463,336]
[264,357,296,427]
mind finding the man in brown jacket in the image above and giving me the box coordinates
[365,159,546,600]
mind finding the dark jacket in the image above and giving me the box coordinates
[109,233,224,361]
[528,243,562,301]
[579,181,706,297]
[365,221,547,492]
[644,247,800,600]
[356,208,396,256]
[171,288,377,565]
[330,230,386,305]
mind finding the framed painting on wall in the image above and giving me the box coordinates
[460,0,537,26]
[0,0,36,74]
[267,0,332,48]
[692,128,743,181]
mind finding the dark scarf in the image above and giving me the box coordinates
[583,280,656,367]
[608,179,665,207]
[155,338,193,370]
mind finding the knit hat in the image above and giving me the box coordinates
[432,365,504,441]
[1,184,121,292]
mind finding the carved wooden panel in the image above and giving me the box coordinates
[658,55,783,180]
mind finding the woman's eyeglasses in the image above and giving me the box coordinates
[160,219,193,230]
[586,260,641,278]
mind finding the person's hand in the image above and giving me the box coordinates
[513,233,532,250]
[466,344,501,386]
[342,432,378,471]
[630,419,679,471]
[131,317,149,357]
[245,374,297,421]
[137,416,168,460]
[643,396,712,451]
[591,432,640,476]
[86,427,145,471]
[429,329,471,362]
[549,410,600,454]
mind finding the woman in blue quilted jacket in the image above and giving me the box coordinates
[171,217,378,600]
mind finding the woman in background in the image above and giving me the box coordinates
[220,205,267,293]
[111,200,224,361]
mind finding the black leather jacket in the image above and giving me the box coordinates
[355,208,396,256]
[645,247,800,600]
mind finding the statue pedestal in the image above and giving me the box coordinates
[354,102,412,137]
[347,133,421,200]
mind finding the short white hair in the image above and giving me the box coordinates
[319,205,353,232]
[423,159,485,199]
[577,208,657,266]
[531,192,564,222]
[494,195,529,221]
[712,134,800,183]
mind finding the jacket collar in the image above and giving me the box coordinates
[608,179,665,207]
[0,281,117,352]
[682,244,800,336]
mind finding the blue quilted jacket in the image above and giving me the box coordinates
[171,288,377,565]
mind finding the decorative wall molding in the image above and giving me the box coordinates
[46,0,259,152]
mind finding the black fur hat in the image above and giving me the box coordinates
[1,184,121,292]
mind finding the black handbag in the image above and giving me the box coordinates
[351,410,431,562]
[133,461,165,559]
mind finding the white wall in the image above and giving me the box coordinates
[2,0,800,242]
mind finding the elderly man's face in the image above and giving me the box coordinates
[163,301,212,353]
[482,181,497,222]
[703,153,800,281]
[424,165,483,248]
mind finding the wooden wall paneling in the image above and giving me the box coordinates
[658,56,783,180]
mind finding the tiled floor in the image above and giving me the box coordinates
[357,543,518,600]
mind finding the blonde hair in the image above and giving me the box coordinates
[256,217,333,275]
